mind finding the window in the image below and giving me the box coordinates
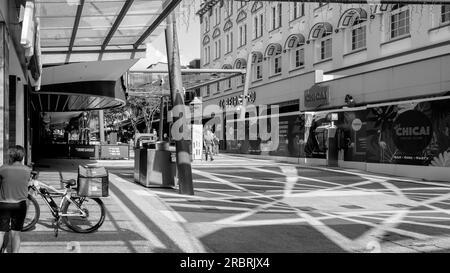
[238,1,246,10]
[294,47,304,68]
[214,6,221,26]
[271,3,282,30]
[239,24,247,47]
[205,16,210,33]
[390,4,410,39]
[266,44,282,75]
[351,25,366,50]
[252,53,263,81]
[214,40,221,60]
[253,13,263,39]
[215,82,220,94]
[226,32,233,53]
[225,77,232,90]
[292,2,305,20]
[205,85,210,97]
[225,0,233,17]
[320,37,332,60]
[442,5,450,23]
[286,35,305,69]
[234,59,246,86]
[203,46,210,65]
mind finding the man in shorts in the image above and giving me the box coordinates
[0,146,31,253]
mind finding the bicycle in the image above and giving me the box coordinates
[24,171,106,236]
[1,170,106,253]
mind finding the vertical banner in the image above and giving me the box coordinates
[192,124,203,160]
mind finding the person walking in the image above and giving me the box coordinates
[0,146,31,253]
[203,127,214,161]
[213,132,219,156]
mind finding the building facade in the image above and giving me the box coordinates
[197,1,450,181]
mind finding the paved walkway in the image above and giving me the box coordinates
[18,155,450,253]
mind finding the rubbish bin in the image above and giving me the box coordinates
[133,133,157,183]
[137,141,176,187]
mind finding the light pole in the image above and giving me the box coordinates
[165,12,194,195]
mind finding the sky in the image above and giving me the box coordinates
[131,0,201,70]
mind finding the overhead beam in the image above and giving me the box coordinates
[130,68,246,74]
[233,0,450,3]
[66,0,85,63]
[100,0,135,57]
[133,0,182,48]
[42,48,146,55]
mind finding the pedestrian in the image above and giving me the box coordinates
[213,132,219,156]
[0,145,31,253]
[203,127,214,161]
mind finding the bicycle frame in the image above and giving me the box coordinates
[29,179,88,218]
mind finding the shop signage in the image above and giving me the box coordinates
[70,145,97,159]
[392,110,432,154]
[219,91,256,109]
[352,118,362,131]
[304,85,329,108]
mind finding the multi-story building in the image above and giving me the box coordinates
[196,1,450,181]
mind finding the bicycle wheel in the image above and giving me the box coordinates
[22,194,40,232]
[61,197,105,233]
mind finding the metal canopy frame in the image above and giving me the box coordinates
[37,0,183,64]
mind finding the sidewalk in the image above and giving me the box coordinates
[21,158,206,253]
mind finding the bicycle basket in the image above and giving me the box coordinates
[77,165,109,197]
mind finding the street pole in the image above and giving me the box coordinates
[159,96,164,140]
[165,12,194,195]
[99,110,105,144]
[240,52,253,120]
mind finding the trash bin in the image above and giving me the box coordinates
[137,141,175,188]
[133,133,157,183]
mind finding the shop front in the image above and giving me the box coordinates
[299,54,450,181]
[31,60,137,160]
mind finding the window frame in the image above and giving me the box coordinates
[442,5,450,24]
[350,21,367,51]
[239,24,247,47]
[319,35,332,60]
[389,5,410,40]
[292,2,305,21]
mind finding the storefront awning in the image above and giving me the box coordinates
[31,59,137,112]
[36,0,181,65]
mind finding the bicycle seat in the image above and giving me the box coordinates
[61,179,77,186]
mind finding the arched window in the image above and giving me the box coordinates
[339,9,368,51]
[309,23,333,61]
[338,8,368,29]
[265,43,282,75]
[234,58,247,86]
[222,64,233,90]
[251,51,263,81]
[285,34,305,69]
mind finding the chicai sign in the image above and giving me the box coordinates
[392,110,433,154]
[304,85,329,108]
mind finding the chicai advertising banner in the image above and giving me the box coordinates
[364,99,450,167]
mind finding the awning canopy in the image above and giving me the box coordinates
[32,59,137,112]
[36,0,181,65]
